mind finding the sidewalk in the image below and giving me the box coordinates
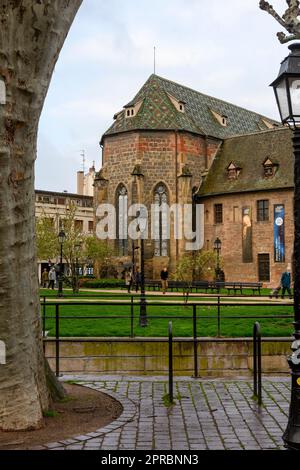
[37,375,290,451]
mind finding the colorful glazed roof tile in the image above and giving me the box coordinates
[102,75,280,142]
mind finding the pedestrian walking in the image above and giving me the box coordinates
[125,269,133,293]
[48,266,56,290]
[280,267,292,299]
[41,268,49,288]
[160,267,169,294]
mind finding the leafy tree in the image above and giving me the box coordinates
[36,213,58,262]
[174,251,223,303]
[36,203,115,292]
[84,237,115,278]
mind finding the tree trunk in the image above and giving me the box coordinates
[0,0,82,431]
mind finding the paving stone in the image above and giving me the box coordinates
[34,376,292,451]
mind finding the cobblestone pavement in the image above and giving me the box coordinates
[38,376,290,451]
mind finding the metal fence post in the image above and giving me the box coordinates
[169,321,174,403]
[130,295,134,338]
[193,304,198,378]
[217,295,221,337]
[55,304,60,377]
[253,322,262,405]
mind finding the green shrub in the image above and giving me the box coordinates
[79,278,125,289]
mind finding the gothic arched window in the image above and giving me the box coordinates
[153,183,169,257]
[116,184,128,256]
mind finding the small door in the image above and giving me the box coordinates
[258,254,270,282]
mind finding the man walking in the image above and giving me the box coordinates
[160,267,169,295]
[281,267,292,299]
[125,269,133,293]
[48,266,56,290]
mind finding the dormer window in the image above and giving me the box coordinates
[210,109,228,127]
[166,93,185,113]
[126,108,135,117]
[124,99,143,119]
[263,157,278,178]
[227,162,241,180]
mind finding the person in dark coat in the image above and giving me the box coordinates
[160,267,169,294]
[281,268,292,299]
[134,270,142,292]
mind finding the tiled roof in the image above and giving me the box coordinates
[102,74,280,141]
[197,127,293,198]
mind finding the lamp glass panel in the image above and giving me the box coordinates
[275,78,290,121]
[289,77,300,117]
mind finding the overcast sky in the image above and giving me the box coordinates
[36,0,292,193]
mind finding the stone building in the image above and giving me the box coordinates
[95,74,292,285]
[35,189,94,280]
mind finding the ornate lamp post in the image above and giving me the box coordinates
[270,42,300,450]
[58,230,66,298]
[214,237,222,282]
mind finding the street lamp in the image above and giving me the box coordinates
[58,230,66,298]
[271,43,300,449]
[137,207,148,327]
[214,238,222,283]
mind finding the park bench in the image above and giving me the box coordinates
[130,279,262,295]
[222,282,262,295]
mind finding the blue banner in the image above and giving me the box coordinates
[274,204,285,263]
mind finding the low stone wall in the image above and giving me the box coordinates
[45,337,292,377]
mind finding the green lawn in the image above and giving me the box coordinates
[42,301,294,338]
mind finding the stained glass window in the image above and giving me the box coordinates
[116,184,128,256]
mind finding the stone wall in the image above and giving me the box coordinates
[46,337,291,378]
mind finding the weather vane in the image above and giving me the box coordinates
[259,0,300,43]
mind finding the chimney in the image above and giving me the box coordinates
[77,171,84,195]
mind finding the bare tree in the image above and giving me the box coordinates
[0,1,82,431]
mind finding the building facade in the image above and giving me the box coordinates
[94,74,292,285]
[35,189,94,280]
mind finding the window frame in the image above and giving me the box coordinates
[257,200,269,222]
[214,203,223,224]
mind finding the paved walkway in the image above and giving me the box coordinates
[36,375,290,451]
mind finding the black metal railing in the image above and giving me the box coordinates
[253,322,262,405]
[41,298,293,378]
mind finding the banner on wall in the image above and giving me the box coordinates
[242,207,253,263]
[274,204,285,263]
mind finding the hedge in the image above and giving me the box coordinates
[79,278,125,289]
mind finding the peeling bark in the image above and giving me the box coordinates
[0,0,82,431]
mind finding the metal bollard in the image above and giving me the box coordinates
[169,321,174,403]
[253,321,262,405]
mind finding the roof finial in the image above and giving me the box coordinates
[154,46,156,75]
